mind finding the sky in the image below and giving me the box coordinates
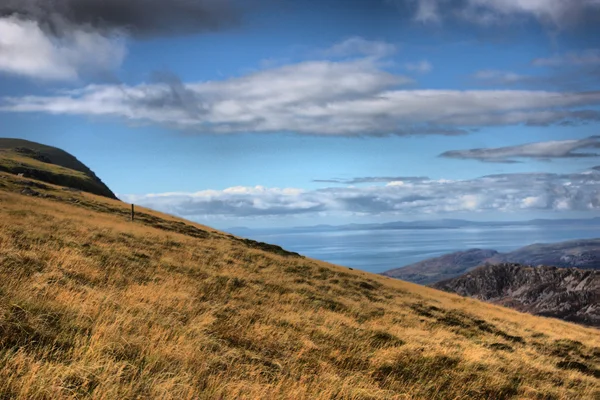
[1,0,600,229]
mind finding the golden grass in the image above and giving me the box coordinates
[0,171,598,399]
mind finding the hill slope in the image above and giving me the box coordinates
[0,138,116,199]
[488,240,600,269]
[383,239,600,284]
[433,264,600,327]
[382,249,499,285]
[0,170,599,398]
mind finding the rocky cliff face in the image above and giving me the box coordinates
[433,263,600,327]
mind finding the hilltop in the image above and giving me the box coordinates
[0,138,116,199]
[434,264,600,328]
[383,239,600,284]
[0,153,599,398]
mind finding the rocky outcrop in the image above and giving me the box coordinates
[433,263,600,327]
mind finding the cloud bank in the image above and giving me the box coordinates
[0,16,126,81]
[120,167,600,220]
[441,136,600,163]
[3,51,600,135]
[314,176,430,184]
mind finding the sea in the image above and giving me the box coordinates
[231,224,600,273]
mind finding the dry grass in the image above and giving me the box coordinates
[0,171,598,399]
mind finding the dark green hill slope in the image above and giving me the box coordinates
[0,138,116,199]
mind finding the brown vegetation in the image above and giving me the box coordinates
[0,171,598,399]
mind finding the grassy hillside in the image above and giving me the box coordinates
[0,139,116,199]
[0,171,599,399]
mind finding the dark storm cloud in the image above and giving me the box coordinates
[0,0,244,37]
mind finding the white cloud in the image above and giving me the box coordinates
[440,136,600,163]
[532,49,600,67]
[0,16,126,81]
[521,196,547,208]
[314,176,429,184]
[473,70,527,84]
[3,49,600,136]
[414,0,443,23]
[119,168,600,220]
[405,60,433,74]
[405,0,600,26]
[321,37,397,59]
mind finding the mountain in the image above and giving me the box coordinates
[0,154,599,398]
[383,239,600,284]
[488,239,600,269]
[382,249,499,285]
[230,217,600,235]
[0,138,116,199]
[433,264,600,328]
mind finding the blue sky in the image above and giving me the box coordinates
[1,0,600,228]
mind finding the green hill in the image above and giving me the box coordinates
[0,138,116,199]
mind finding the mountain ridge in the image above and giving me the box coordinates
[433,263,600,328]
[228,217,600,234]
[383,238,600,284]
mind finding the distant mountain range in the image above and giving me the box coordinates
[229,217,600,234]
[433,263,600,327]
[382,239,600,285]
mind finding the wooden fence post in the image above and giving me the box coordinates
[131,204,135,221]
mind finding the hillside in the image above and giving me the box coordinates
[0,138,116,199]
[382,249,499,285]
[383,240,600,284]
[489,240,600,269]
[0,170,599,398]
[434,264,600,327]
